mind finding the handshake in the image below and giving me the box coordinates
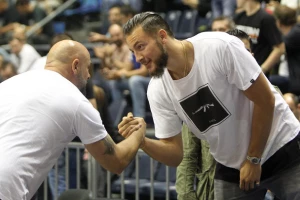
[118,112,147,148]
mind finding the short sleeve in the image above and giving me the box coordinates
[147,80,182,139]
[73,100,107,144]
[221,36,261,91]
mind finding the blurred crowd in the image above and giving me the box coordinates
[0,0,300,199]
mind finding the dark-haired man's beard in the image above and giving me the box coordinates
[150,42,168,78]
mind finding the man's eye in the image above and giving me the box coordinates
[137,45,144,50]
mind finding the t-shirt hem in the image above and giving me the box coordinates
[81,132,108,144]
[241,69,261,91]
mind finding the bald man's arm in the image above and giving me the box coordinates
[85,118,146,174]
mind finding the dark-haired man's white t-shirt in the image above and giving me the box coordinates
[147,32,300,170]
[0,70,107,200]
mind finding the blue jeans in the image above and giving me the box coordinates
[211,0,236,18]
[128,76,151,118]
[48,149,83,200]
[48,152,66,199]
[214,161,300,200]
[109,79,130,102]
[110,76,151,118]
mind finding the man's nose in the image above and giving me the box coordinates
[135,52,144,63]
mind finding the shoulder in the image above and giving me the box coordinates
[258,9,276,22]
[188,32,235,53]
[234,11,246,21]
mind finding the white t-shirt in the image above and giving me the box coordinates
[0,70,107,200]
[147,32,300,170]
[10,44,41,74]
[30,56,47,71]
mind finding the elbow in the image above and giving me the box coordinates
[109,164,125,175]
[113,160,131,175]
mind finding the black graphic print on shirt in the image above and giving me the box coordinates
[180,84,231,133]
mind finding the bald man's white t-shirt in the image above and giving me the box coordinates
[147,32,300,170]
[0,70,107,200]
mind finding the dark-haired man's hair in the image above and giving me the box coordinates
[273,5,297,26]
[50,33,74,47]
[227,28,252,50]
[227,29,249,40]
[123,12,174,38]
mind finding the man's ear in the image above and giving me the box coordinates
[71,59,79,74]
[158,29,167,44]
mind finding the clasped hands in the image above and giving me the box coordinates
[118,112,147,148]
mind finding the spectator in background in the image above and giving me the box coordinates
[211,16,235,31]
[141,0,170,13]
[281,0,300,10]
[120,4,136,25]
[94,23,132,84]
[9,30,41,73]
[273,5,300,96]
[0,47,11,62]
[211,0,236,18]
[113,55,151,119]
[182,0,212,17]
[89,3,123,43]
[15,0,54,44]
[0,60,17,81]
[283,93,300,121]
[234,0,285,77]
[36,0,61,14]
[0,0,21,44]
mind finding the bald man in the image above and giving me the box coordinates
[0,40,145,200]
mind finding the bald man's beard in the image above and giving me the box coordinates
[76,73,87,90]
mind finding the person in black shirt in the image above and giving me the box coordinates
[15,0,54,44]
[273,5,300,95]
[234,0,285,76]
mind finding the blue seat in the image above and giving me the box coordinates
[195,17,210,33]
[111,159,135,193]
[58,189,91,200]
[175,10,198,39]
[140,163,177,199]
[111,153,157,195]
[165,10,182,35]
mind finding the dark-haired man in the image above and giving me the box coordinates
[119,12,300,199]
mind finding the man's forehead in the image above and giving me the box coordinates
[126,26,151,42]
